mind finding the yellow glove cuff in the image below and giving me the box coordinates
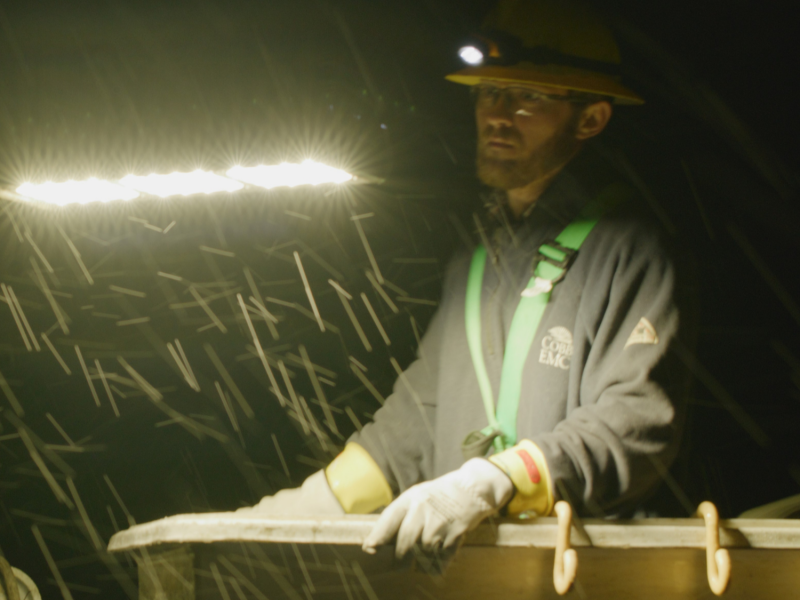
[488,439,554,517]
[325,443,393,514]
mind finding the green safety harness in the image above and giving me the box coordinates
[462,189,626,459]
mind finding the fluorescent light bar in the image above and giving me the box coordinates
[13,161,355,206]
[119,170,243,198]
[227,160,353,190]
[16,179,139,206]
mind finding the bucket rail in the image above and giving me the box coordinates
[108,510,800,600]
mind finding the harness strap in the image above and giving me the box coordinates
[465,245,499,438]
[465,186,628,454]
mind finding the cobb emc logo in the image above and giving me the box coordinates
[539,326,573,370]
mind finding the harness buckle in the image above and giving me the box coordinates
[521,277,553,297]
[533,241,577,284]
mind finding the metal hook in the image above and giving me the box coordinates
[553,501,578,595]
[697,501,731,596]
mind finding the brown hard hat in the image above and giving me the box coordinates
[446,0,644,105]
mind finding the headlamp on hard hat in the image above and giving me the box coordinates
[458,45,486,66]
[457,32,519,67]
[457,31,620,77]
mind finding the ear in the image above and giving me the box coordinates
[574,101,613,140]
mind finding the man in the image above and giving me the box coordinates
[243,0,692,558]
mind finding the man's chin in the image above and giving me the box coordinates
[477,159,531,191]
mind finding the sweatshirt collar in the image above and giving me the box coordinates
[486,161,593,233]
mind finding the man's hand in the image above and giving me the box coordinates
[236,470,345,516]
[362,458,514,557]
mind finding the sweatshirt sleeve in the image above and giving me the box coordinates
[532,217,694,515]
[346,267,454,495]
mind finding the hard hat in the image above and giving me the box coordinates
[446,0,644,105]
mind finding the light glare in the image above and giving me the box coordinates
[16,179,139,206]
[120,170,243,198]
[227,160,353,190]
[14,161,356,207]
[459,46,484,65]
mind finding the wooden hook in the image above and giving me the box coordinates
[697,501,731,595]
[553,501,578,595]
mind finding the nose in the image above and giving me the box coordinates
[479,99,515,128]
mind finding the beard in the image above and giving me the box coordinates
[476,115,582,191]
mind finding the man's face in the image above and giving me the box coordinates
[475,81,584,191]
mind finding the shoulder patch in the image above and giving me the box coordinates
[625,317,658,348]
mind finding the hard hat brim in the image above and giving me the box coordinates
[445,65,644,105]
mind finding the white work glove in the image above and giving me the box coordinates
[237,470,345,516]
[362,458,514,558]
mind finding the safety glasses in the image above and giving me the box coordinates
[471,84,591,112]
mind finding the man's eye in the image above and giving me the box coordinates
[520,92,542,103]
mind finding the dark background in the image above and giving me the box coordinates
[1,0,799,597]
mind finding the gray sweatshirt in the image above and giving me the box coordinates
[350,161,693,516]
